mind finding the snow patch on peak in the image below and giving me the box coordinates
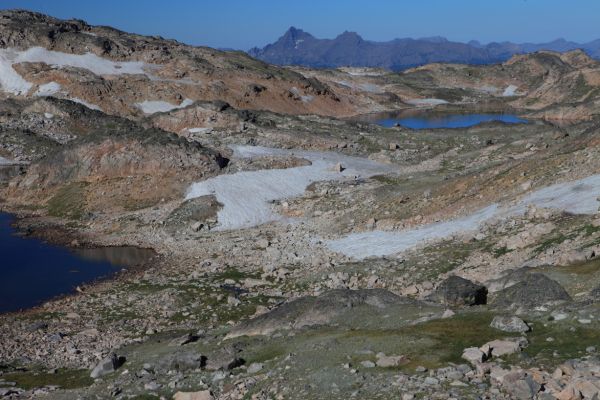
[0,156,14,165]
[503,85,519,97]
[0,49,33,95]
[14,47,148,76]
[406,98,449,106]
[0,47,152,96]
[35,82,61,97]
[135,98,194,114]
[70,97,102,111]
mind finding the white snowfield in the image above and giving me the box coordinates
[0,47,149,95]
[187,127,212,134]
[185,145,393,230]
[0,156,14,165]
[503,85,519,97]
[136,99,194,114]
[328,174,600,259]
[70,97,103,111]
[406,98,449,106]
[34,81,61,96]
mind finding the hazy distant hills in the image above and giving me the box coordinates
[248,27,600,71]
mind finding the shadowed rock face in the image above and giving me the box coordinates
[491,273,572,308]
[226,289,426,339]
[428,276,488,307]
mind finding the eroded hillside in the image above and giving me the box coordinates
[1,10,600,400]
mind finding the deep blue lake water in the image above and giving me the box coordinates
[0,212,154,313]
[376,113,528,129]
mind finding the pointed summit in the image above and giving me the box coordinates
[335,31,363,43]
[281,26,312,41]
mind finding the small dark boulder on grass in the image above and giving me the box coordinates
[428,275,487,307]
[491,273,571,309]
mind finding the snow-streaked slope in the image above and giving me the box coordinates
[34,82,61,96]
[328,174,600,259]
[0,156,16,165]
[0,49,32,95]
[136,99,194,114]
[502,85,518,96]
[13,47,148,76]
[328,205,499,259]
[70,97,102,111]
[185,145,393,230]
[406,98,449,106]
[0,47,149,95]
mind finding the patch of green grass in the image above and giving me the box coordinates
[419,241,472,282]
[534,232,575,254]
[322,311,508,371]
[372,175,402,185]
[47,182,88,220]
[2,368,93,390]
[356,135,381,153]
[400,311,509,366]
[122,197,159,212]
[517,320,600,368]
[492,246,512,258]
[215,268,259,282]
[214,294,275,323]
[244,344,285,364]
[582,223,600,237]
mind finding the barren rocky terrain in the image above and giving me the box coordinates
[2,9,600,400]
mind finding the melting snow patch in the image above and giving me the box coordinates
[0,49,33,95]
[12,47,148,76]
[70,98,102,111]
[35,82,61,96]
[185,145,392,230]
[503,85,518,97]
[188,127,211,134]
[515,175,600,215]
[136,98,194,114]
[0,47,150,95]
[328,174,600,259]
[479,85,499,94]
[328,205,499,259]
[406,98,449,106]
[359,83,384,93]
[0,156,16,165]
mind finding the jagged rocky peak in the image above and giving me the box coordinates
[280,26,314,43]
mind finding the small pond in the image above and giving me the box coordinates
[0,212,155,313]
[366,111,528,129]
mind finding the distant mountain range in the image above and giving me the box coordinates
[248,27,600,71]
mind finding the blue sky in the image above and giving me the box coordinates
[2,0,599,50]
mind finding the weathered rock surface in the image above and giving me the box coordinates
[90,353,125,378]
[490,315,531,333]
[491,273,572,308]
[227,289,424,338]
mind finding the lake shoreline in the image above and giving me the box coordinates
[0,208,158,316]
